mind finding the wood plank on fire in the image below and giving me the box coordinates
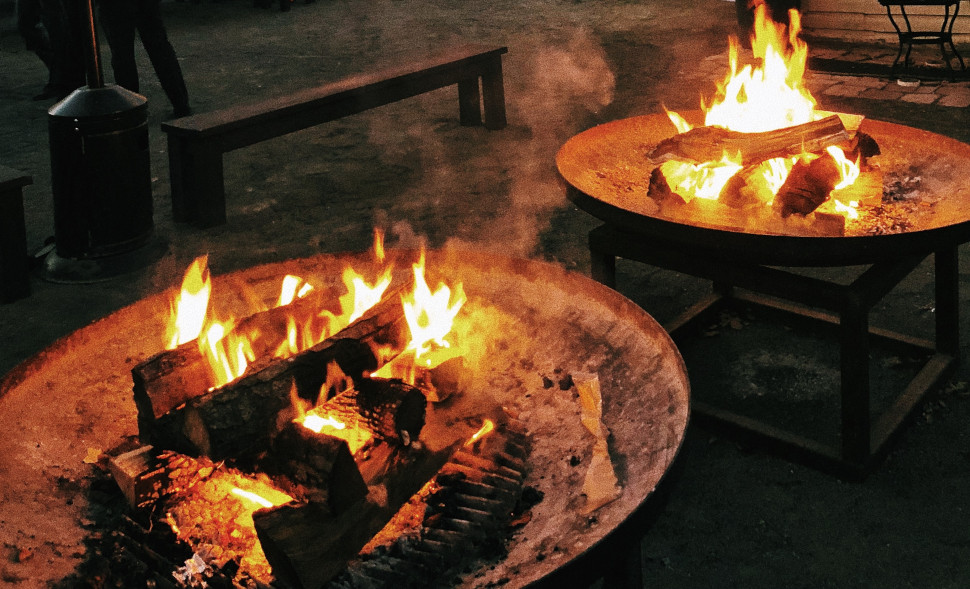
[252,441,460,589]
[313,377,428,446]
[647,115,850,167]
[133,286,341,423]
[143,287,413,459]
[262,422,370,513]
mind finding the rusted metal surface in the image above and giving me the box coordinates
[0,250,689,588]
[557,112,970,266]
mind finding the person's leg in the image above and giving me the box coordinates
[98,0,141,93]
[17,0,52,68]
[39,0,85,96]
[136,0,190,115]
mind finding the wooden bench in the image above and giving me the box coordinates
[0,165,32,304]
[161,44,508,228]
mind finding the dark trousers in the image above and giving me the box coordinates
[98,0,189,113]
[18,0,85,92]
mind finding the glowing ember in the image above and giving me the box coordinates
[231,487,288,509]
[298,407,373,453]
[465,419,495,446]
[662,2,860,213]
[302,413,347,432]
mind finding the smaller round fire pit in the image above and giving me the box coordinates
[557,112,970,267]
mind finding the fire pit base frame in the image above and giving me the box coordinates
[589,223,959,480]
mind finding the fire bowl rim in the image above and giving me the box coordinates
[0,249,691,589]
[557,112,970,267]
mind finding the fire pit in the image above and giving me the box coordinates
[557,112,970,478]
[556,2,970,479]
[0,249,688,588]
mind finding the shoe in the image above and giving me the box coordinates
[168,106,193,120]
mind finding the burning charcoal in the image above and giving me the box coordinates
[839,131,881,168]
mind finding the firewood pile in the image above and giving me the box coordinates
[74,253,551,589]
[645,114,884,236]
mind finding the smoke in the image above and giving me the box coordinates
[372,28,616,259]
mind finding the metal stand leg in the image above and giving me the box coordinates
[588,223,960,478]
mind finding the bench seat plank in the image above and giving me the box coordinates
[161,44,507,227]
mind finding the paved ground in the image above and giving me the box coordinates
[2,1,970,587]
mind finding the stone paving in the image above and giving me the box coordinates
[682,35,970,108]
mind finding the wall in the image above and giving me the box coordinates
[801,0,970,43]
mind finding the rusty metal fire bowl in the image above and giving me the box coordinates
[0,250,689,588]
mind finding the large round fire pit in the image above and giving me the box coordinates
[0,250,689,588]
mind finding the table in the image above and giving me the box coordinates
[878,0,966,74]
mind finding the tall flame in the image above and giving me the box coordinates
[663,2,859,209]
[402,250,467,366]
[165,255,211,349]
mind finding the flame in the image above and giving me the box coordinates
[165,255,211,349]
[298,407,373,454]
[278,275,313,307]
[231,487,291,509]
[659,153,744,202]
[402,250,467,365]
[201,321,256,386]
[465,419,495,446]
[663,2,860,214]
[166,231,394,389]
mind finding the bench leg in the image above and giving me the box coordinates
[458,78,483,127]
[168,135,227,228]
[0,183,31,303]
[481,58,507,130]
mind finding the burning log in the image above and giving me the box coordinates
[314,377,427,446]
[147,337,378,460]
[140,284,416,459]
[331,418,531,588]
[263,423,369,513]
[252,443,458,589]
[133,288,341,425]
[647,115,849,167]
[773,152,843,217]
[134,283,411,441]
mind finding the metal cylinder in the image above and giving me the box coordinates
[48,85,153,259]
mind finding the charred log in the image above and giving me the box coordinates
[147,337,378,460]
[648,115,849,167]
[774,153,843,217]
[314,377,427,446]
[134,284,411,444]
[253,443,458,589]
[331,418,531,589]
[263,423,369,513]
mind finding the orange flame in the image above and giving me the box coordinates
[465,419,495,446]
[165,255,211,349]
[663,3,860,213]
